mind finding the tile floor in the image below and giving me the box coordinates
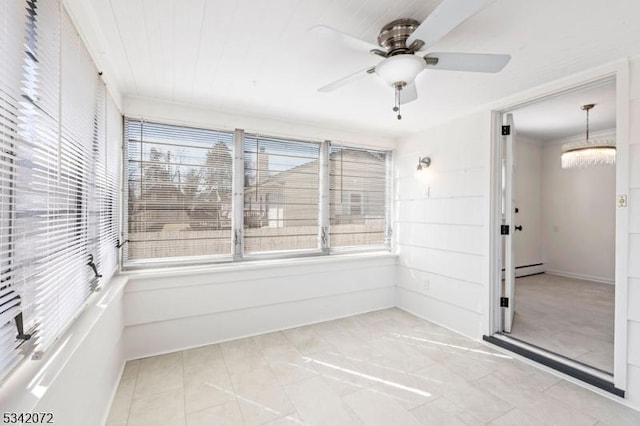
[106,308,640,426]
[511,273,614,372]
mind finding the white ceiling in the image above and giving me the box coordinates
[71,0,640,138]
[511,80,616,142]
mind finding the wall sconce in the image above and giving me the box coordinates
[416,156,431,197]
[416,156,431,171]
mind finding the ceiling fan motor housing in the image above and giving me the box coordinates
[377,19,421,55]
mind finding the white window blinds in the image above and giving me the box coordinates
[329,145,389,248]
[124,126,391,265]
[0,0,121,380]
[243,135,320,254]
[0,0,28,379]
[125,119,234,262]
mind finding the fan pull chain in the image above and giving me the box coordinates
[393,82,403,120]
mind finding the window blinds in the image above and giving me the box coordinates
[33,7,97,354]
[125,119,234,262]
[0,0,121,380]
[329,145,388,248]
[0,0,27,379]
[123,127,392,265]
[243,135,320,254]
[14,0,64,361]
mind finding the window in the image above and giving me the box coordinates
[124,123,392,266]
[243,135,320,254]
[330,145,390,248]
[124,120,234,262]
[0,0,120,380]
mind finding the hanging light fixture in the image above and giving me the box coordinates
[561,104,616,169]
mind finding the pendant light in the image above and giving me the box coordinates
[561,104,616,169]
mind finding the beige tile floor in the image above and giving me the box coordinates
[510,273,614,373]
[106,308,639,426]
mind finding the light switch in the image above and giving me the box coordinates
[618,195,627,208]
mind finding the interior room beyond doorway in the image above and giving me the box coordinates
[504,79,617,374]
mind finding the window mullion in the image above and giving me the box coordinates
[232,128,245,260]
[385,150,394,247]
[319,140,330,253]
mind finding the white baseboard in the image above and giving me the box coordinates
[545,269,614,285]
[501,263,545,279]
[516,264,546,278]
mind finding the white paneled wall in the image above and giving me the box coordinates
[627,57,640,407]
[123,254,397,359]
[394,110,491,339]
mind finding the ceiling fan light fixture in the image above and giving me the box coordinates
[375,54,425,86]
[312,0,512,121]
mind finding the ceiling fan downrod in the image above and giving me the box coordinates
[393,82,405,120]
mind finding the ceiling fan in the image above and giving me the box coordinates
[311,0,511,119]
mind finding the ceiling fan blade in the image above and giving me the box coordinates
[407,0,491,47]
[400,82,418,105]
[309,25,380,53]
[424,52,510,73]
[318,66,376,93]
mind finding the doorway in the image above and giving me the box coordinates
[486,73,628,396]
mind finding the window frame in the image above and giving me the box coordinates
[328,144,393,253]
[123,119,235,266]
[122,118,393,270]
[241,132,323,258]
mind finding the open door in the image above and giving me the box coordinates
[487,76,626,395]
[503,113,516,333]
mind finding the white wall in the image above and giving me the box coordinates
[514,136,544,267]
[394,110,491,339]
[122,254,397,360]
[541,133,616,283]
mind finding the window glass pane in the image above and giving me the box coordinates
[243,135,320,253]
[329,146,388,248]
[125,120,233,261]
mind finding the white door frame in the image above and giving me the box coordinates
[503,113,516,333]
[487,59,630,391]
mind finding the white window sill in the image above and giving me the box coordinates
[121,250,398,281]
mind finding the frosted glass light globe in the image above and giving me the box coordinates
[375,54,425,86]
